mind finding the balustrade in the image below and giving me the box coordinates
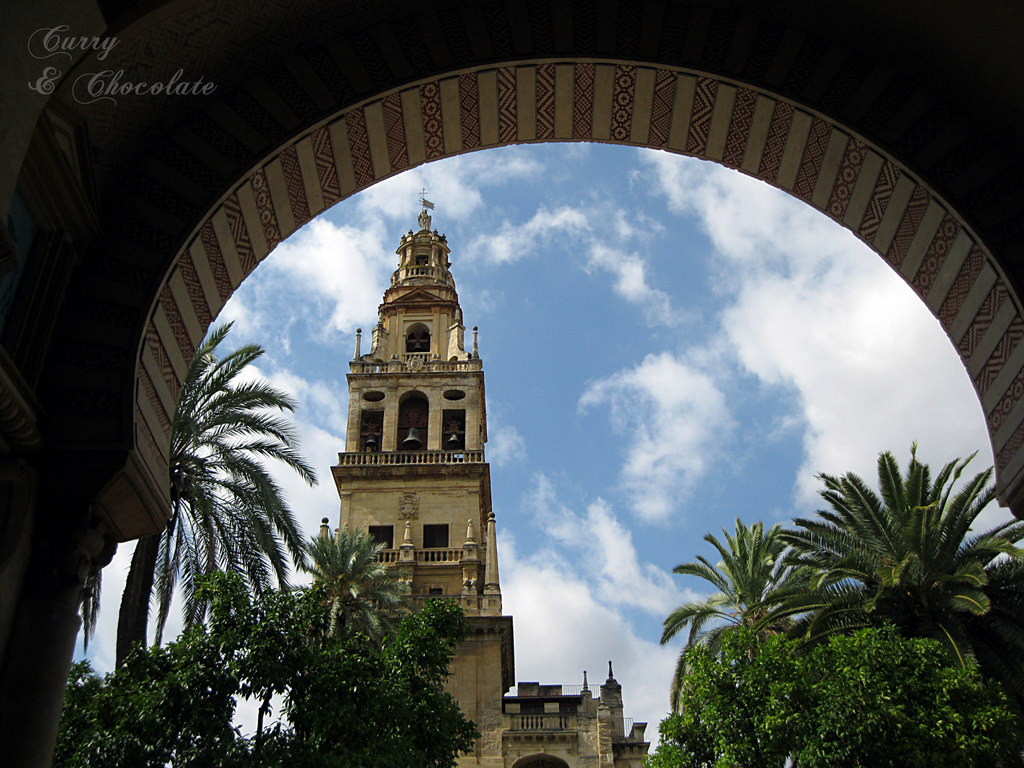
[415,548,463,563]
[337,450,484,466]
[349,358,483,374]
[507,713,574,731]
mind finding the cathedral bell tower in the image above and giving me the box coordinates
[331,205,513,765]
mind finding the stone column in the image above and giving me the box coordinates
[0,472,116,768]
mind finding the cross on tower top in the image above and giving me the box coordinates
[417,188,435,230]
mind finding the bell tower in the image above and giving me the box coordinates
[331,205,513,765]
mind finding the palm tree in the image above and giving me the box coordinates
[782,446,1024,701]
[302,526,410,641]
[660,518,808,709]
[114,323,317,666]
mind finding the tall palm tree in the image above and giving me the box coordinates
[302,526,410,641]
[782,446,1024,701]
[660,518,808,709]
[114,323,316,666]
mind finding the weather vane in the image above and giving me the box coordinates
[419,187,435,211]
[418,187,435,230]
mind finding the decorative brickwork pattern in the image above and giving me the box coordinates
[884,186,930,269]
[159,284,195,363]
[535,64,556,140]
[826,137,866,219]
[279,145,311,226]
[979,317,1024,399]
[987,350,1024,430]
[911,213,959,298]
[222,193,257,276]
[757,100,794,182]
[146,327,179,404]
[421,81,445,159]
[722,88,757,168]
[139,366,171,436]
[251,168,282,250]
[382,93,410,171]
[312,125,342,207]
[997,422,1024,471]
[938,245,985,329]
[610,65,636,142]
[686,77,718,155]
[199,221,233,304]
[178,252,212,327]
[573,63,596,140]
[345,108,375,187]
[497,67,517,143]
[792,118,831,199]
[647,69,677,148]
[957,282,1009,359]
[458,74,482,149]
[858,160,900,244]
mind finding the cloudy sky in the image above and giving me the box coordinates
[79,142,1006,741]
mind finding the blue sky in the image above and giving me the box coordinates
[81,142,1006,738]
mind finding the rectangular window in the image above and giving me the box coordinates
[368,525,394,549]
[428,586,444,596]
[423,523,449,548]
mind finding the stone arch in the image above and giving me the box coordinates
[512,755,572,768]
[132,61,1024,525]
[6,2,1024,763]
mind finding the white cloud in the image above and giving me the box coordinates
[525,474,690,616]
[353,149,546,225]
[488,423,527,467]
[579,353,733,520]
[642,152,1003,519]
[584,243,678,327]
[468,205,589,264]
[499,531,678,743]
[264,217,393,337]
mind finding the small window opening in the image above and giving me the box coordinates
[423,523,449,548]
[368,525,394,549]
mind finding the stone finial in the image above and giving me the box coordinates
[472,326,479,358]
[319,517,330,539]
[403,519,413,545]
[608,661,614,680]
[465,518,475,543]
[353,328,361,360]
[582,670,589,692]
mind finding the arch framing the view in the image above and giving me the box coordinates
[135,60,1024,526]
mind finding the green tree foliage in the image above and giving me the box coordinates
[58,574,478,768]
[782,446,1024,701]
[115,324,317,667]
[301,527,410,640]
[660,519,808,709]
[646,627,1023,768]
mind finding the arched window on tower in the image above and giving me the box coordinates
[398,393,428,451]
[406,323,430,354]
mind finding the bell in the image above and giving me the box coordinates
[364,433,377,450]
[448,432,460,446]
[402,427,423,449]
